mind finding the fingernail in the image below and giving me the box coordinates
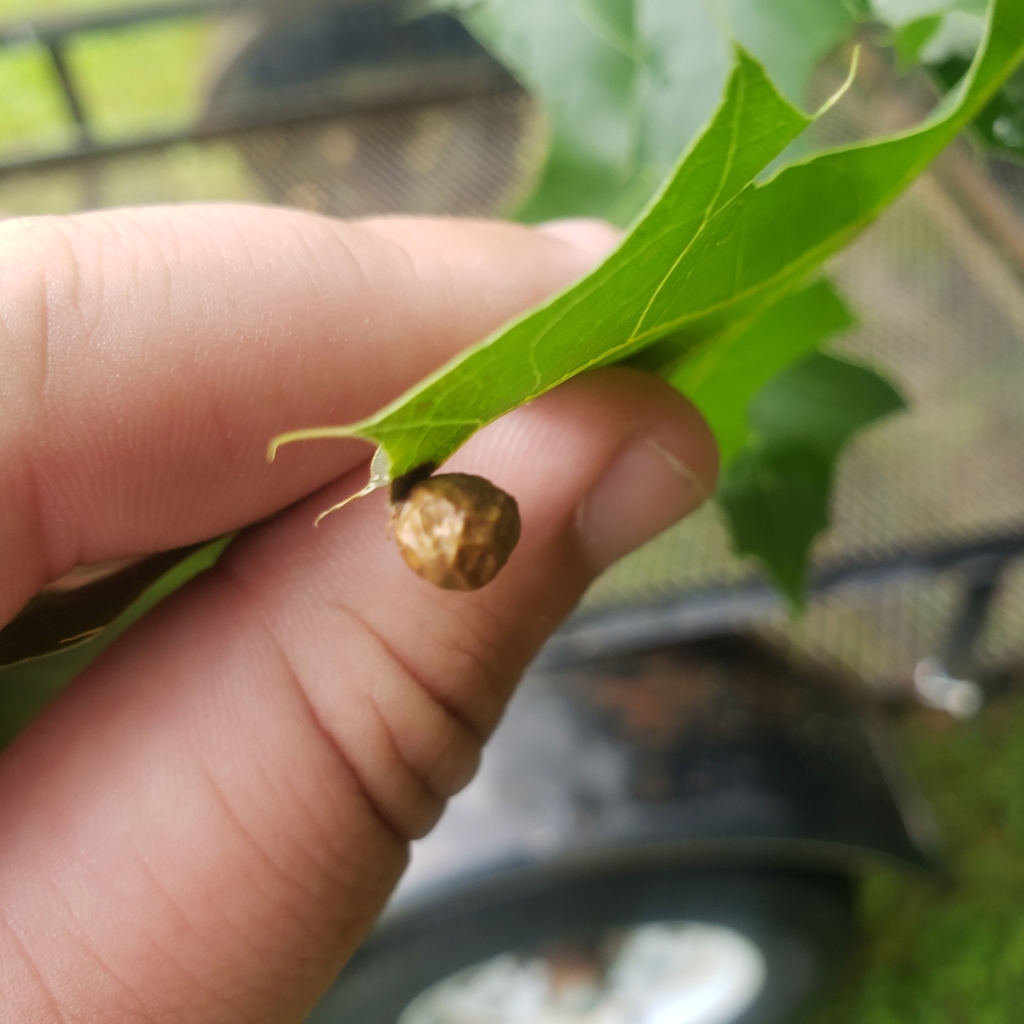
[576,434,708,572]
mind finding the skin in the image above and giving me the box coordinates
[0,205,717,1023]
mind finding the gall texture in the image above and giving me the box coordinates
[392,473,521,590]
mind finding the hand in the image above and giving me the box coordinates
[0,205,717,1022]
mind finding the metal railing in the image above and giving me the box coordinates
[0,0,512,172]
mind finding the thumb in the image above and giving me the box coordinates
[0,368,715,1023]
[236,366,717,837]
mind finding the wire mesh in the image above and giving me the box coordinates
[0,86,541,217]
[977,556,1024,668]
[229,88,542,218]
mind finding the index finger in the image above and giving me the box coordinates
[0,205,614,622]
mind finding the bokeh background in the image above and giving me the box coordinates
[2,2,1023,1020]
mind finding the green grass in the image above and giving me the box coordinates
[64,17,213,140]
[1,0,164,17]
[0,0,214,157]
[0,38,76,151]
[806,686,1024,1024]
[0,0,254,213]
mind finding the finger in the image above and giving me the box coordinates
[230,367,717,834]
[0,367,716,1024]
[535,216,623,254]
[0,206,613,621]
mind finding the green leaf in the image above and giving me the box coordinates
[445,0,732,224]
[895,15,945,68]
[271,0,1023,596]
[747,352,906,460]
[716,0,865,105]
[0,542,227,668]
[718,441,832,604]
[438,0,865,222]
[458,0,640,222]
[718,353,905,603]
[271,45,815,475]
[872,0,986,28]
[906,0,1022,158]
[932,56,1024,156]
[668,278,856,467]
[0,536,232,749]
[274,0,1021,472]
[629,0,1023,347]
[446,0,1001,222]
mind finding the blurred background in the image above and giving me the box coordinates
[2,1,1024,1021]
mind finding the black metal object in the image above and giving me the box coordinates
[401,635,939,892]
[542,531,1024,675]
[311,868,854,1024]
[0,0,258,162]
[0,0,250,170]
[42,36,91,142]
[909,549,1011,717]
[941,553,1007,680]
[0,0,512,173]
[307,633,933,1023]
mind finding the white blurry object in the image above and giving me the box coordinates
[398,922,766,1024]
[913,657,984,719]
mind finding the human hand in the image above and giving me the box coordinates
[0,205,717,1022]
